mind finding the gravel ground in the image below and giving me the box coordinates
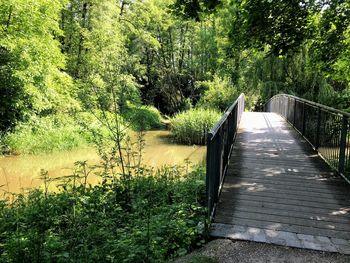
[173,239,350,263]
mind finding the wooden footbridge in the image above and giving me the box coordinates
[206,94,350,254]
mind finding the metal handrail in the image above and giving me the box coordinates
[206,93,245,222]
[265,94,350,182]
[266,94,350,117]
[209,94,245,137]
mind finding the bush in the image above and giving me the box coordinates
[171,108,222,145]
[197,76,238,111]
[123,104,163,131]
[0,165,206,262]
[3,114,91,154]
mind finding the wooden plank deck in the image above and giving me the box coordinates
[211,112,350,254]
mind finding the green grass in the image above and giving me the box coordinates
[1,105,163,155]
[171,108,222,145]
[0,165,207,262]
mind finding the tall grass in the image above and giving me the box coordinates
[171,108,221,145]
[3,114,91,154]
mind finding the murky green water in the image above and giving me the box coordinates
[0,130,206,194]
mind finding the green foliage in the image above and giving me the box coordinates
[0,46,26,131]
[62,0,140,114]
[3,115,90,154]
[125,0,219,115]
[124,104,163,131]
[197,76,238,111]
[0,165,206,262]
[310,1,350,83]
[1,0,350,153]
[171,108,221,145]
[0,0,79,121]
[239,0,311,55]
[172,0,220,21]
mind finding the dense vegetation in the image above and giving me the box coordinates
[0,163,206,262]
[171,108,221,145]
[1,0,349,153]
[1,0,350,261]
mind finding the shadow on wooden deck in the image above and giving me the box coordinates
[211,112,350,254]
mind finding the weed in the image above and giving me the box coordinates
[0,164,207,262]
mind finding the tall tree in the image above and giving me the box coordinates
[0,0,76,130]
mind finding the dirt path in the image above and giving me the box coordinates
[174,239,350,263]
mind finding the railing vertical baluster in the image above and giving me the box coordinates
[315,107,321,150]
[293,98,296,127]
[302,102,306,135]
[285,96,288,118]
[339,116,348,174]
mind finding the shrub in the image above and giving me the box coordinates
[171,108,222,145]
[197,76,238,111]
[3,114,91,154]
[123,104,163,131]
[0,164,206,262]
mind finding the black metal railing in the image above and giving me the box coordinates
[265,94,350,181]
[206,93,245,221]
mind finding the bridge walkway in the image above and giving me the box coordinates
[211,112,350,254]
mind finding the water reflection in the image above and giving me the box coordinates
[0,130,206,194]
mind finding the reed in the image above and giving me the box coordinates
[171,108,221,145]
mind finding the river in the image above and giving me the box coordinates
[0,130,206,194]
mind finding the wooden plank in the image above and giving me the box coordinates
[227,163,330,174]
[230,154,323,163]
[225,173,345,186]
[216,203,350,224]
[214,216,350,239]
[217,199,350,220]
[219,194,349,212]
[222,181,350,200]
[229,155,329,166]
[215,210,350,231]
[226,171,340,183]
[219,192,348,209]
[223,176,350,195]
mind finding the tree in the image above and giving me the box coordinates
[0,47,26,131]
[0,0,76,130]
[310,0,350,86]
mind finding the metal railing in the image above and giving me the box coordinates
[265,94,350,181]
[206,93,245,221]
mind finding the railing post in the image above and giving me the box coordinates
[315,107,321,149]
[205,133,214,220]
[339,116,348,174]
[293,98,296,127]
[213,135,221,204]
[302,102,306,135]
